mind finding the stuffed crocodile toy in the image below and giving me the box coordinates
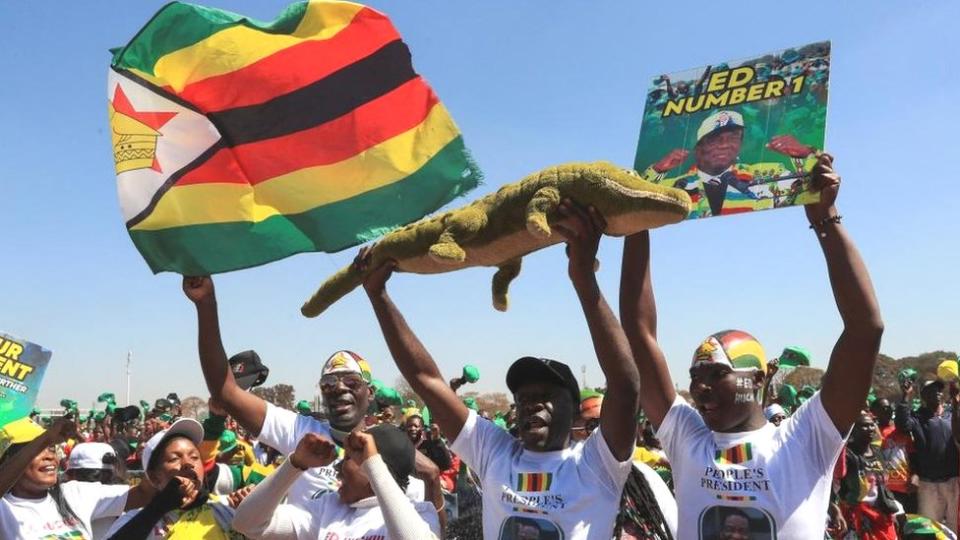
[302,161,691,317]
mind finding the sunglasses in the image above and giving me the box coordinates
[319,374,366,393]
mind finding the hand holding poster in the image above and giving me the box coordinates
[0,333,52,425]
[634,41,830,220]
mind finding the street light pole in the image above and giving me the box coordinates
[125,351,132,406]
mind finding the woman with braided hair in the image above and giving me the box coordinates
[615,463,677,540]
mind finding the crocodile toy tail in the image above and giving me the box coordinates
[301,263,364,318]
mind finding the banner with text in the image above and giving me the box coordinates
[0,333,52,425]
[634,41,830,220]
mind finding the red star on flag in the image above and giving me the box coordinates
[111,85,177,172]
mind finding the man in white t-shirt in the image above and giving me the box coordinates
[180,277,439,511]
[619,153,884,539]
[356,201,642,539]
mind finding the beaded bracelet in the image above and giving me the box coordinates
[809,215,842,238]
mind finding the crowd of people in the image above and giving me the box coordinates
[1,155,957,539]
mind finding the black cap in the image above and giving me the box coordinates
[229,350,270,390]
[506,357,580,406]
[166,393,181,405]
[367,424,415,487]
[112,405,141,425]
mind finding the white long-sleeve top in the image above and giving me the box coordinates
[232,455,440,540]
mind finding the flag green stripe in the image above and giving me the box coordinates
[129,136,480,275]
[111,1,309,74]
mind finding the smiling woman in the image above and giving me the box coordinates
[0,417,140,539]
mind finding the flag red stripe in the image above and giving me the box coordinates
[174,7,400,113]
[176,77,438,186]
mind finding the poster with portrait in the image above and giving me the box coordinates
[633,41,831,220]
[0,333,53,425]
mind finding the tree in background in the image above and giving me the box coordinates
[179,396,207,419]
[252,384,296,410]
[462,391,511,414]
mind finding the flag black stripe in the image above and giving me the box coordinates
[209,39,415,147]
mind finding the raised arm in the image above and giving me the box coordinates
[0,417,75,495]
[762,361,780,408]
[182,277,267,436]
[808,154,884,433]
[620,231,676,427]
[358,252,470,441]
[554,201,640,460]
[233,433,337,540]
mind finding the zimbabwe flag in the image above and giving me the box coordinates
[109,0,480,275]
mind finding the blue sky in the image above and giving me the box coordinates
[2,1,957,409]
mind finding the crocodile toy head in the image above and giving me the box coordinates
[549,161,691,235]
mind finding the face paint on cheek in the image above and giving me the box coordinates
[734,374,756,403]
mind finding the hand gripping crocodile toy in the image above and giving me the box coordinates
[301,161,691,317]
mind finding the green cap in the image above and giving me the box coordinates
[903,514,947,537]
[94,411,105,422]
[898,368,919,385]
[462,365,480,384]
[463,397,479,411]
[580,389,603,401]
[97,392,117,404]
[777,346,811,368]
[778,384,799,409]
[375,387,402,407]
[59,399,78,411]
[800,385,817,398]
[493,417,508,430]
[295,400,312,414]
[105,403,117,414]
[218,430,238,455]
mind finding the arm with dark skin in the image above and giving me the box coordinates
[182,277,267,436]
[107,472,201,540]
[554,201,641,460]
[620,231,676,429]
[895,381,917,433]
[358,256,471,442]
[0,418,75,496]
[762,361,780,408]
[414,451,447,534]
[810,154,885,433]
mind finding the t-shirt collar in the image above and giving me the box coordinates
[712,421,775,448]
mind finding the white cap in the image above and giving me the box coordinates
[67,442,116,470]
[696,110,744,143]
[141,418,203,472]
[763,404,786,420]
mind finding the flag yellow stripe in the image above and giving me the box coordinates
[131,104,460,231]
[151,1,365,92]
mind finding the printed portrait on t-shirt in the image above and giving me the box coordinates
[499,515,562,540]
[699,506,775,540]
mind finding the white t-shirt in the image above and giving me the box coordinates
[0,481,129,539]
[257,403,338,505]
[267,491,440,539]
[257,404,426,506]
[658,392,846,540]
[450,409,632,540]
